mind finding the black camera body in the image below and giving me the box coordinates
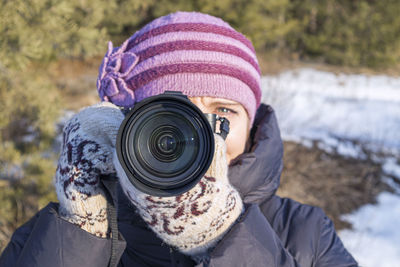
[116,91,229,196]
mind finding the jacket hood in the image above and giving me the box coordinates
[228,104,283,204]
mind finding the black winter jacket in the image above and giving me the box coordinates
[0,104,358,267]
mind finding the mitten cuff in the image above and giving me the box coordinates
[58,193,109,238]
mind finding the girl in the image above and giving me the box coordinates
[0,12,357,267]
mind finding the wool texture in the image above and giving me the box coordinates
[96,11,261,123]
[115,134,244,255]
[56,102,244,253]
[55,102,124,237]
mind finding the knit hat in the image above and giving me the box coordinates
[97,11,261,123]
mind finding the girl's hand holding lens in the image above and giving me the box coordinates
[115,134,244,255]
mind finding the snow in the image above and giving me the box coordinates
[340,192,400,267]
[261,68,400,152]
[261,68,400,267]
[383,158,400,179]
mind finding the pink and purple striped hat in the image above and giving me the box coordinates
[97,11,261,123]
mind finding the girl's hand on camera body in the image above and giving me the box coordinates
[55,102,124,237]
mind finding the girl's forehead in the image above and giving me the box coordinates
[189,96,241,106]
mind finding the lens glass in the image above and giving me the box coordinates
[130,110,199,178]
[149,125,185,162]
[118,95,214,196]
[158,135,176,154]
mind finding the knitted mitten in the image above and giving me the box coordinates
[55,102,124,237]
[115,134,244,255]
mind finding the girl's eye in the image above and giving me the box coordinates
[217,107,237,115]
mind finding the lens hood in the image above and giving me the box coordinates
[116,91,215,196]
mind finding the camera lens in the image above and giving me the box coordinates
[150,126,184,162]
[134,113,199,177]
[116,92,214,196]
[158,135,175,153]
[157,134,176,154]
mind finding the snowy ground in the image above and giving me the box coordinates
[261,68,400,267]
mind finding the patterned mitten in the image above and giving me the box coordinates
[115,134,244,255]
[56,102,124,237]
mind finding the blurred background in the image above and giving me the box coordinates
[1,1,399,266]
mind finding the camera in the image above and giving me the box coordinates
[116,91,229,196]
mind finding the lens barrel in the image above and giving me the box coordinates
[116,91,215,196]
